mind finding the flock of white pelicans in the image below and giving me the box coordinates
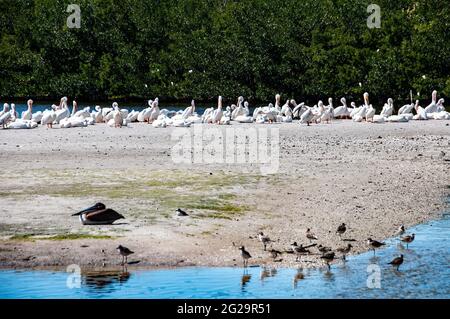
[0,90,448,130]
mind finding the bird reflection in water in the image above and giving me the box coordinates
[241,269,252,289]
[293,268,305,289]
[82,269,131,290]
[259,267,278,285]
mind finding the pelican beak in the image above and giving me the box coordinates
[72,202,105,216]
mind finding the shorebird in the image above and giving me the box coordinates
[400,233,415,248]
[291,242,310,262]
[367,238,386,255]
[176,208,189,216]
[116,245,134,265]
[321,251,335,270]
[337,223,346,238]
[268,248,282,260]
[388,254,404,270]
[239,246,251,268]
[72,203,124,225]
[257,232,271,251]
[317,245,332,254]
[306,228,318,243]
[396,224,405,236]
[337,244,352,260]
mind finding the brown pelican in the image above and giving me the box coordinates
[72,203,124,225]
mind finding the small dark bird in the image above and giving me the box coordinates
[239,246,251,267]
[388,254,404,270]
[337,243,352,260]
[291,242,310,261]
[337,223,346,237]
[306,228,318,242]
[321,251,335,270]
[396,224,405,236]
[367,238,386,255]
[400,233,415,248]
[268,248,282,259]
[257,232,271,251]
[317,244,332,254]
[176,208,189,216]
[116,245,134,265]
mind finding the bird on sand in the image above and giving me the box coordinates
[317,244,332,254]
[400,233,415,248]
[321,251,335,270]
[73,203,124,225]
[388,254,404,270]
[306,228,318,242]
[336,223,347,238]
[291,242,310,262]
[268,248,282,260]
[176,208,189,216]
[367,238,386,255]
[257,232,271,251]
[116,245,134,265]
[336,243,353,260]
[239,246,251,267]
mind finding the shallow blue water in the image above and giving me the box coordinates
[0,214,448,299]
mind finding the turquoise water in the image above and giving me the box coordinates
[0,214,448,299]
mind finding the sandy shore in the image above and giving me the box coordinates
[0,120,449,270]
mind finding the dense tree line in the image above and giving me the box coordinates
[0,0,449,105]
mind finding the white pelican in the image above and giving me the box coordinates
[291,100,307,119]
[148,99,160,123]
[333,97,350,119]
[280,99,293,122]
[185,100,202,124]
[380,98,394,118]
[21,99,33,120]
[202,106,214,123]
[365,103,375,122]
[126,110,139,122]
[436,98,445,112]
[352,93,369,122]
[91,105,103,123]
[424,90,438,114]
[398,100,418,115]
[0,103,9,117]
[299,107,314,126]
[10,103,18,121]
[0,104,11,128]
[54,97,70,124]
[7,120,38,129]
[137,99,153,122]
[41,110,56,128]
[211,96,223,124]
[326,97,334,118]
[231,96,245,119]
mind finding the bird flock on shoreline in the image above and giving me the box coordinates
[73,202,415,271]
[238,222,415,272]
[0,90,449,129]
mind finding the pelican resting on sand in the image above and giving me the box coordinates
[72,202,125,225]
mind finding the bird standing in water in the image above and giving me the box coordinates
[239,246,251,268]
[400,234,415,248]
[337,244,352,260]
[388,254,404,270]
[367,238,386,255]
[321,251,335,270]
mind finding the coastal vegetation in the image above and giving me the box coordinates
[0,0,449,104]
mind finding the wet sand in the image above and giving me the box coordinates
[0,120,449,269]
